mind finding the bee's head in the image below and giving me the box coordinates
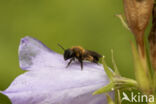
[57,44,73,60]
[64,49,73,60]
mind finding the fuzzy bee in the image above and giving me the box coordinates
[58,44,102,70]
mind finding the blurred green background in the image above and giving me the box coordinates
[0,0,135,91]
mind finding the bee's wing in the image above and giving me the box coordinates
[86,50,102,58]
[86,50,102,62]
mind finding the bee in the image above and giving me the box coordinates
[58,44,102,70]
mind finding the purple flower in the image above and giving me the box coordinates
[1,36,113,104]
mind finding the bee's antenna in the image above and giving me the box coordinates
[57,43,65,51]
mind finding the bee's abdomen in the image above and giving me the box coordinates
[83,55,94,61]
[85,50,102,63]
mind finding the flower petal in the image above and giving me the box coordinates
[3,68,112,104]
[2,36,114,104]
[19,36,64,70]
[19,36,103,71]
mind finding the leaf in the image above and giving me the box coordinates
[116,14,130,31]
[106,93,115,104]
[93,82,114,95]
[102,56,114,81]
[111,49,120,76]
[0,93,11,104]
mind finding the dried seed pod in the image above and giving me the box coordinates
[123,0,154,56]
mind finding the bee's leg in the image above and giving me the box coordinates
[66,58,74,68]
[78,59,83,70]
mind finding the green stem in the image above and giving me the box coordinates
[114,77,138,88]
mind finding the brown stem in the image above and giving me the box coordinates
[135,31,145,58]
[148,4,156,71]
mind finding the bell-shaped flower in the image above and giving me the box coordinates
[1,36,113,104]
